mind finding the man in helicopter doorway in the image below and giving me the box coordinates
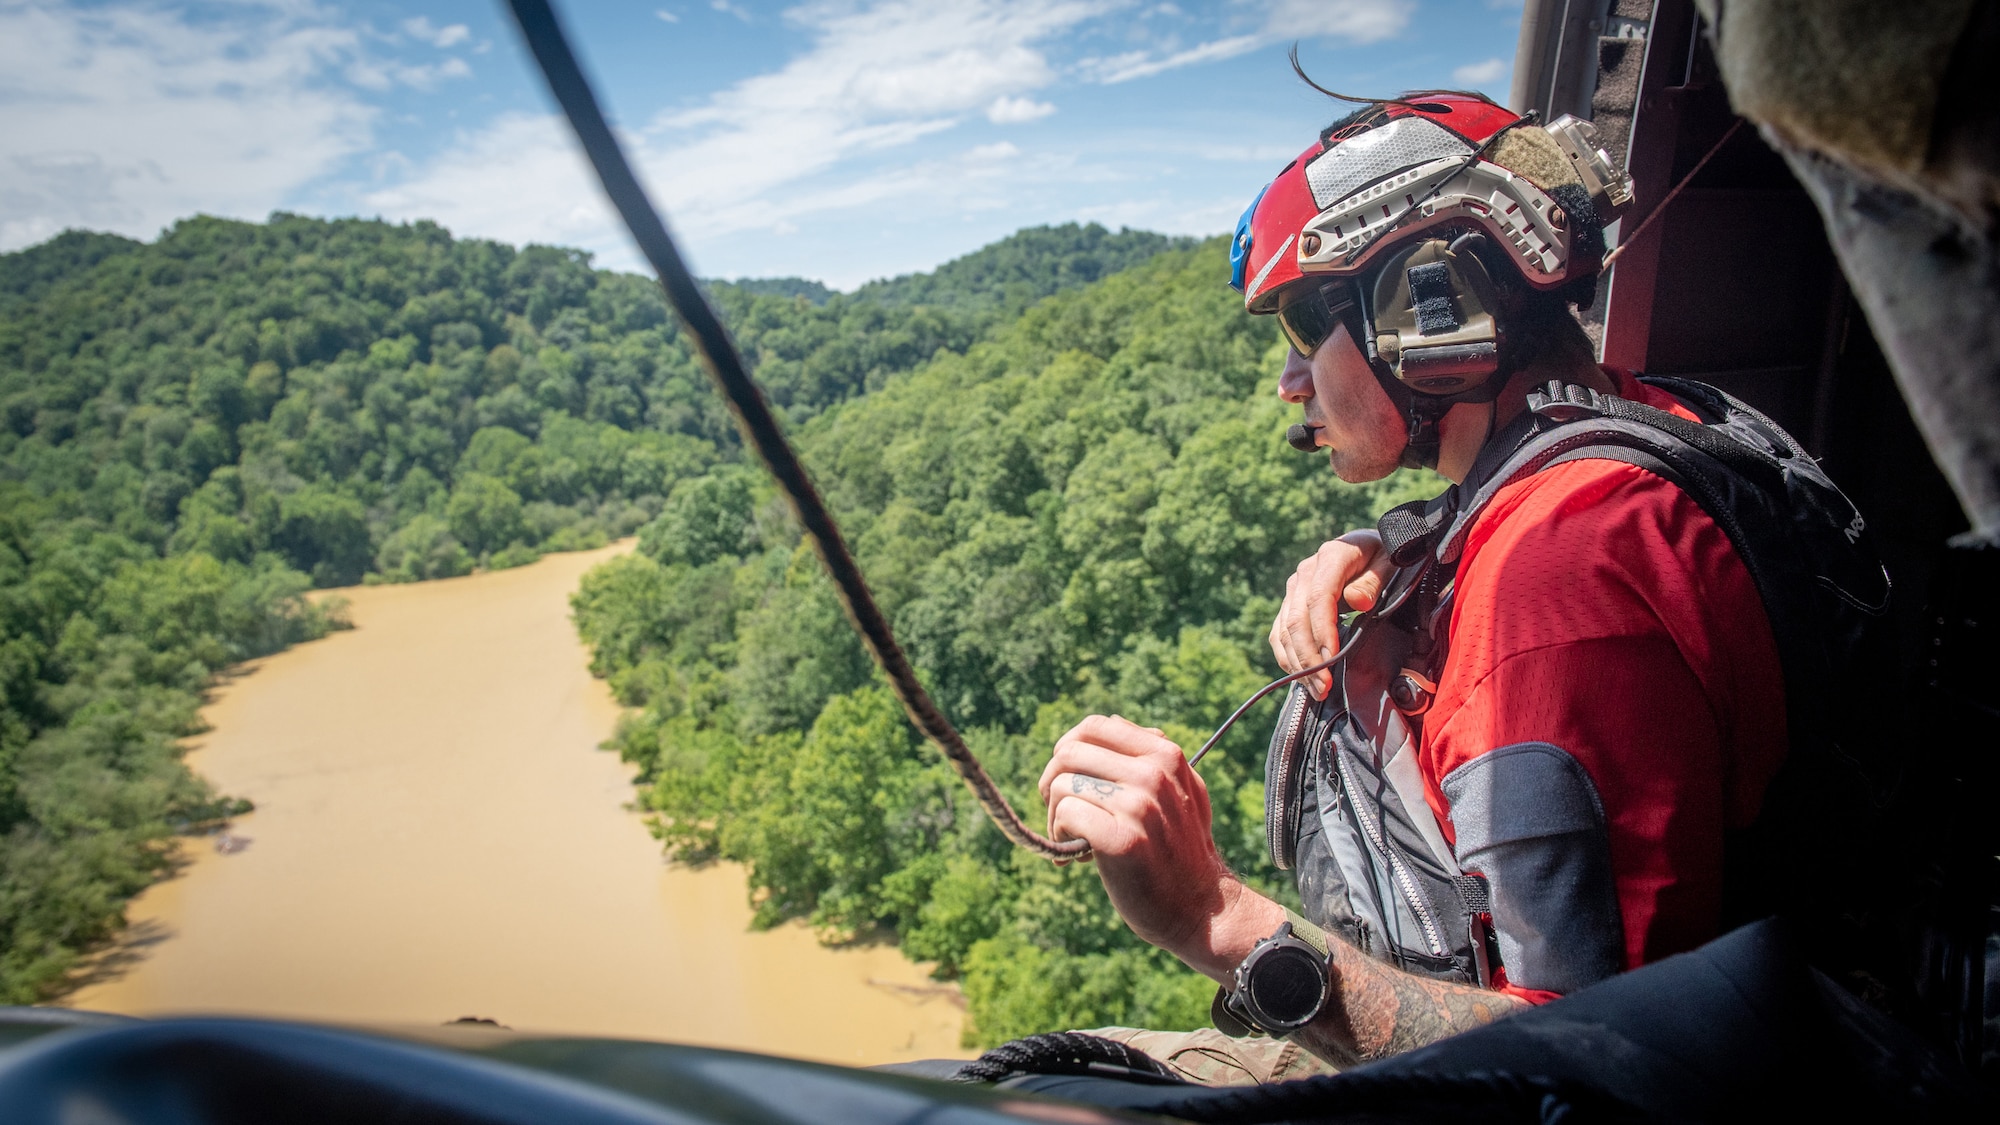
[1038,90,1808,1083]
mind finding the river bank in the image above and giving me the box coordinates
[63,542,968,1065]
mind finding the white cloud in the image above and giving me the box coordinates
[655,8,681,22]
[345,53,474,93]
[364,0,1107,272]
[401,17,471,49]
[1451,57,1508,87]
[710,0,753,21]
[1089,35,1260,83]
[0,0,376,252]
[1264,0,1408,42]
[1186,142,1302,162]
[968,141,1022,161]
[1090,0,1411,84]
[987,95,1056,124]
[360,113,619,257]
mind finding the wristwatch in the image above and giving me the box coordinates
[1219,920,1330,1035]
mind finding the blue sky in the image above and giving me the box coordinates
[1,1,1527,289]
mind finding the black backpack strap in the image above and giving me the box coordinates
[1377,495,1453,568]
[1524,381,1787,493]
[1373,406,1548,573]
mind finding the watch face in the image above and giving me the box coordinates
[1247,944,1325,1027]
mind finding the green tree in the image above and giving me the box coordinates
[273,487,371,587]
[638,466,762,567]
[375,514,474,583]
[446,474,527,557]
[459,426,541,499]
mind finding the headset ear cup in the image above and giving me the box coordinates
[1370,235,1506,397]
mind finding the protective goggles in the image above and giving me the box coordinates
[1276,280,1361,359]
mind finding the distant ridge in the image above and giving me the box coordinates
[854,222,1195,317]
[708,277,836,304]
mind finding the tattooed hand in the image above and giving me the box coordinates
[1038,715,1282,964]
[1070,774,1120,798]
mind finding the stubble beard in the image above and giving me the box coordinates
[1315,404,1407,483]
[1328,443,1405,484]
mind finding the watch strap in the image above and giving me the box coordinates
[1212,983,1256,1038]
[1283,909,1331,957]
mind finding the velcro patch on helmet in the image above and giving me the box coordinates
[1407,261,1459,335]
[1304,116,1472,212]
[1487,126,1582,195]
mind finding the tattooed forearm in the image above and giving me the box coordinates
[1292,940,1527,1066]
[1070,775,1120,798]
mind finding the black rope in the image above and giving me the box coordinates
[500,0,1086,861]
[951,1032,1183,1085]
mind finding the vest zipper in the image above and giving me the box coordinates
[1267,689,1311,864]
[1332,742,1448,958]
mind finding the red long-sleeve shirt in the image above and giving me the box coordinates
[1418,370,1789,1002]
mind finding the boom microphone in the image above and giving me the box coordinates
[1285,423,1322,453]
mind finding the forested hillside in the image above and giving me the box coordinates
[571,239,1434,1045]
[856,225,1194,320]
[0,214,1175,1003]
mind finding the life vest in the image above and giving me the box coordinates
[1266,376,1892,987]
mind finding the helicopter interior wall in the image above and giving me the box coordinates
[1630,22,1842,441]
[1608,19,1968,684]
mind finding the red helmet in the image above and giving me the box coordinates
[1233,93,1633,468]
[1230,94,1631,314]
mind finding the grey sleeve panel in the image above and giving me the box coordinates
[1440,742,1625,995]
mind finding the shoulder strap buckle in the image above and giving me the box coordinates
[1525,380,1611,423]
[1377,489,1459,569]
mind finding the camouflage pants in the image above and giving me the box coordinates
[1081,1026,1340,1087]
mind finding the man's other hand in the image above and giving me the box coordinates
[1039,715,1283,978]
[1271,530,1394,699]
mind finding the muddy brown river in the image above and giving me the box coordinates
[65,542,968,1065]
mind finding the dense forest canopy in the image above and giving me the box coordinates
[0,213,1185,1003]
[571,239,1434,1044]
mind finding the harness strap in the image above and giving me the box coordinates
[1524,381,1786,492]
[1377,493,1456,567]
[1451,874,1492,915]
